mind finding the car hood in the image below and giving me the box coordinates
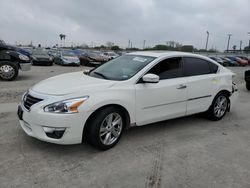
[31,71,117,95]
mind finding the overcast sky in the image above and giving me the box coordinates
[0,0,250,50]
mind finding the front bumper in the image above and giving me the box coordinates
[62,60,80,66]
[32,60,53,65]
[18,103,92,145]
[20,63,31,71]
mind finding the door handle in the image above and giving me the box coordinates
[177,84,187,89]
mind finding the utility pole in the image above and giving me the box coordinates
[128,40,130,49]
[143,40,146,50]
[240,40,242,51]
[205,31,209,51]
[226,34,232,53]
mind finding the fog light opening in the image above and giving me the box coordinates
[43,127,66,139]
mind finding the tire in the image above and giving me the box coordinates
[246,82,250,91]
[0,61,19,81]
[206,92,229,121]
[85,106,125,150]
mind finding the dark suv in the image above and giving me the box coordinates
[0,42,31,81]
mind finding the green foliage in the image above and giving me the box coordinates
[111,45,121,51]
[181,45,194,52]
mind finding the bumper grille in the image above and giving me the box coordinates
[23,94,43,110]
[37,58,50,61]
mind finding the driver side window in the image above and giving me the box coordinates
[147,57,183,80]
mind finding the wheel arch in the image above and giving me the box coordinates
[82,103,131,141]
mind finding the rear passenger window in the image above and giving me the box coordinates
[209,62,218,73]
[147,57,183,80]
[183,57,212,76]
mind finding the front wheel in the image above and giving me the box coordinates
[85,107,124,150]
[206,93,229,121]
[0,61,19,81]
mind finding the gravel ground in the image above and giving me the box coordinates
[0,65,250,188]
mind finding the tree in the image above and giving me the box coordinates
[106,41,114,48]
[111,45,121,51]
[181,45,194,52]
[152,45,169,50]
[244,46,250,53]
[59,34,66,47]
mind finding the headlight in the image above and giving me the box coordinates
[19,54,30,61]
[44,96,89,113]
[32,56,37,60]
[49,57,53,61]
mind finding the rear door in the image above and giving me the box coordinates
[183,57,218,115]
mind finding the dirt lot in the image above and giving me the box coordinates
[0,65,250,188]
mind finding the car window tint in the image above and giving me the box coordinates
[183,57,211,76]
[209,62,218,73]
[147,57,183,80]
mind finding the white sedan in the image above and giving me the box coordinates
[18,51,238,150]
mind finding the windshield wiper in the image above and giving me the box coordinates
[93,71,108,79]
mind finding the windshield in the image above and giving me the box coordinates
[89,55,155,81]
[62,51,76,57]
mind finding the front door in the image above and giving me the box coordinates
[135,57,187,125]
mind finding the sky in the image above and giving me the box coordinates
[0,0,250,51]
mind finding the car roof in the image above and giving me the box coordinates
[129,51,208,59]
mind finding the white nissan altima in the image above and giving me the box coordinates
[18,51,238,150]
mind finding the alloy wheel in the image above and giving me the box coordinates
[99,113,123,146]
[214,95,228,118]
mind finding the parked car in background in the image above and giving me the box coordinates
[221,57,238,66]
[0,42,31,58]
[18,51,238,150]
[21,47,33,55]
[102,51,119,60]
[245,70,250,90]
[235,57,248,66]
[54,50,80,66]
[209,57,225,66]
[48,48,59,58]
[237,56,250,65]
[78,52,93,66]
[0,43,31,81]
[79,51,108,66]
[226,56,240,66]
[31,50,53,66]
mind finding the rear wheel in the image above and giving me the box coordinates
[0,61,19,81]
[85,106,125,150]
[206,92,229,121]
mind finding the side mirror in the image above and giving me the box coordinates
[142,74,159,83]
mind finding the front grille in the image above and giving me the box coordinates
[35,58,50,61]
[23,94,43,110]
